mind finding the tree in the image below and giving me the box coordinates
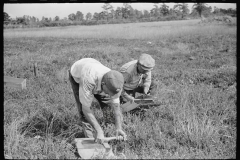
[41,16,45,22]
[102,3,113,21]
[76,11,84,21]
[4,12,11,22]
[173,3,189,18]
[110,9,115,19]
[189,8,199,17]
[151,3,160,18]
[159,3,169,16]
[227,8,236,15]
[16,17,27,25]
[128,6,136,20]
[93,12,99,21]
[98,11,107,20]
[28,16,36,26]
[30,16,36,23]
[122,7,129,19]
[192,3,208,20]
[86,12,92,21]
[23,15,30,24]
[143,10,150,19]
[54,16,60,21]
[115,7,122,19]
[181,3,190,18]
[68,13,76,21]
[169,8,176,16]
[202,6,212,17]
[122,3,131,19]
[4,12,11,25]
[135,10,143,19]
[213,6,220,14]
[44,17,50,22]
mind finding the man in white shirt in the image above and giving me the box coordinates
[120,53,157,103]
[69,58,126,143]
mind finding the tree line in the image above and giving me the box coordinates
[4,3,237,29]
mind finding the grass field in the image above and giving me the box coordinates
[4,19,236,159]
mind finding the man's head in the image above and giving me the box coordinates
[101,70,124,98]
[137,53,155,74]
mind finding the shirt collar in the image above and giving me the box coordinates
[134,63,142,76]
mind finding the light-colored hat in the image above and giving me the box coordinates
[102,70,124,95]
[138,54,155,70]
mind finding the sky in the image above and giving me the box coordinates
[4,3,237,20]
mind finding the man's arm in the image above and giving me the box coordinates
[111,103,123,129]
[79,79,104,139]
[110,102,127,140]
[121,90,135,102]
[142,71,152,93]
[82,106,104,138]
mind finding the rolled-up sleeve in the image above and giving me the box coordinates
[143,71,151,90]
[79,78,95,108]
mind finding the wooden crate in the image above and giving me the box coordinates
[4,76,26,89]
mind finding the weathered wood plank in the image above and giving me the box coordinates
[4,76,26,89]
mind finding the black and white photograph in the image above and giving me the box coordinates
[4,2,236,159]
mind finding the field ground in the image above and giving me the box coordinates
[4,19,236,159]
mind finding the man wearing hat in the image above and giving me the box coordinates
[69,58,127,143]
[120,53,157,104]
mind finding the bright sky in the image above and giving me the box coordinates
[4,3,236,20]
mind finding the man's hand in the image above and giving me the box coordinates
[127,96,135,104]
[116,129,127,141]
[81,106,105,144]
[102,97,112,104]
[102,98,112,104]
[143,87,149,95]
[94,130,105,144]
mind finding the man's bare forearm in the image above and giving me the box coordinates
[122,90,134,101]
[82,106,104,134]
[143,72,151,90]
[111,103,123,130]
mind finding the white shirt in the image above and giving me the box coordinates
[70,58,120,108]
